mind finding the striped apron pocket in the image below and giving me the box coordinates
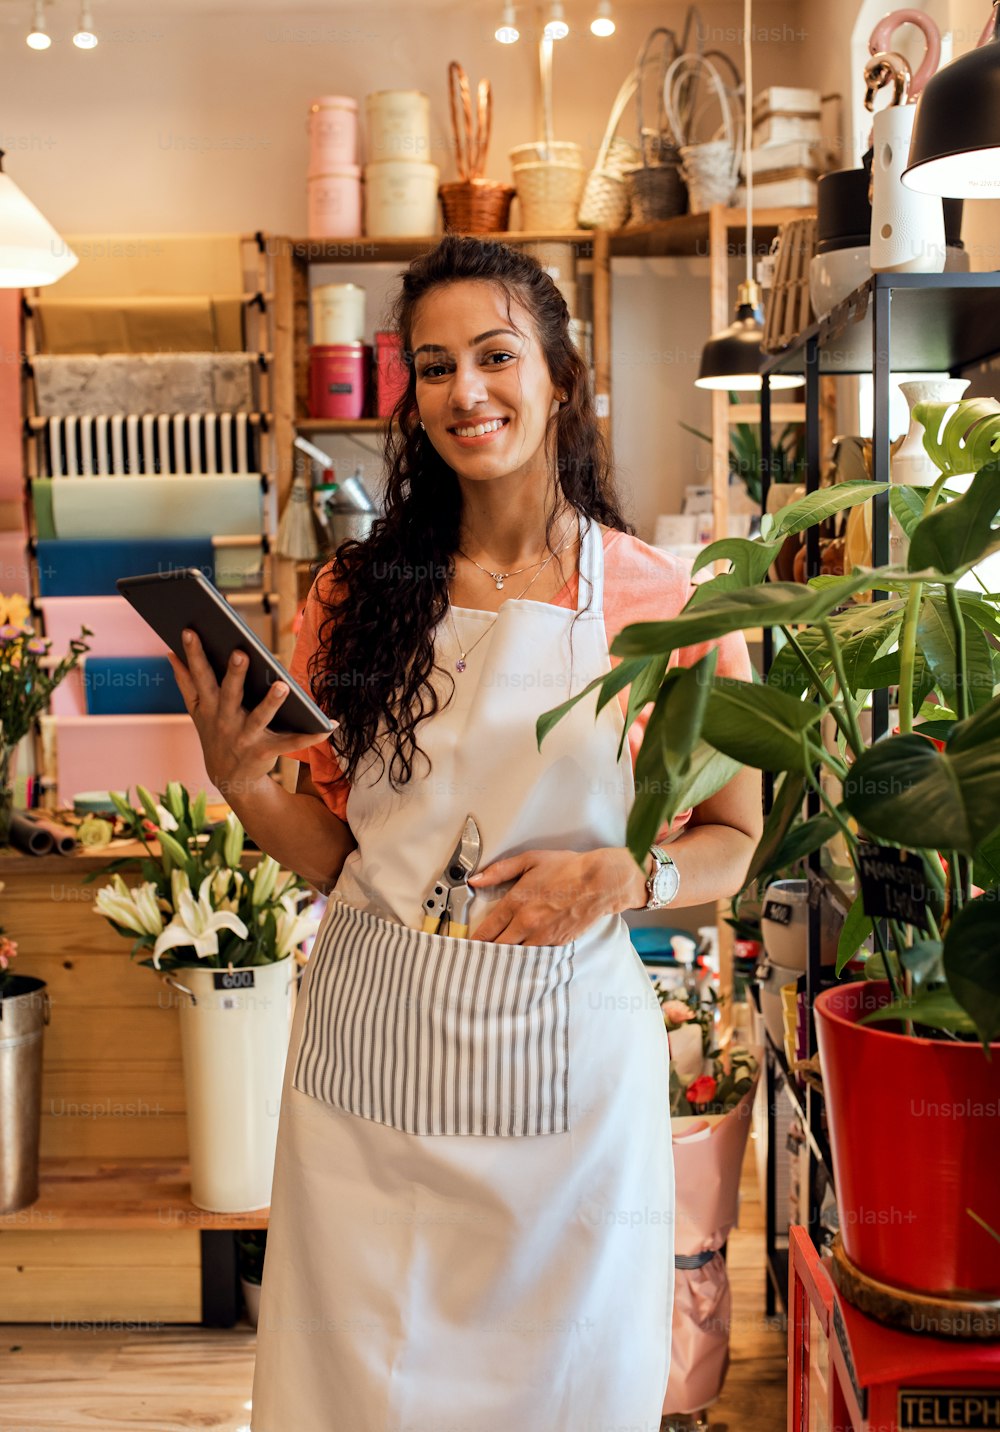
[291,899,574,1136]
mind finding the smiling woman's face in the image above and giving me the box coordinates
[409,279,561,484]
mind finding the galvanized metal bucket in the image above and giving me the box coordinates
[0,976,50,1214]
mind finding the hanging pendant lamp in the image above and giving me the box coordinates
[0,151,78,288]
[694,0,803,391]
[902,2,1000,196]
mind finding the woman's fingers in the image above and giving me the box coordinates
[218,648,251,722]
[180,630,221,710]
[166,651,200,715]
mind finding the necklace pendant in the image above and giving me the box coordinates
[495,578,504,590]
[455,656,467,673]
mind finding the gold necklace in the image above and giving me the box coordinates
[448,530,575,673]
[457,548,546,591]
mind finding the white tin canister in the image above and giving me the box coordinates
[363,159,440,237]
[365,89,431,163]
[311,281,367,344]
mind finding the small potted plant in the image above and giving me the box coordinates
[89,783,321,1213]
[236,1230,267,1328]
[0,594,90,844]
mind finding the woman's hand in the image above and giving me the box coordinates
[167,630,330,798]
[467,847,647,945]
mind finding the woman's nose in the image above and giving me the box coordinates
[448,361,489,412]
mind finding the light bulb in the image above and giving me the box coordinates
[73,3,98,48]
[543,2,569,40]
[26,0,50,48]
[590,0,615,37]
[495,2,519,43]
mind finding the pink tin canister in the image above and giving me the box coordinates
[375,331,409,417]
[307,95,358,173]
[307,168,363,239]
[309,342,371,420]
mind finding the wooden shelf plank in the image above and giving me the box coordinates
[611,206,806,259]
[296,417,387,433]
[729,403,806,424]
[288,230,597,263]
[0,1158,269,1231]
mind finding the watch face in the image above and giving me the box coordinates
[652,860,680,905]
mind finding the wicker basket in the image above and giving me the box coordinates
[664,53,742,215]
[440,178,514,234]
[623,27,688,225]
[438,61,514,234]
[512,160,586,230]
[579,71,640,230]
[625,156,687,223]
[509,141,584,168]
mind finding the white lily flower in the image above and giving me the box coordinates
[170,867,191,912]
[251,855,280,907]
[94,886,147,935]
[210,867,244,914]
[152,874,249,969]
[223,812,245,869]
[131,882,165,937]
[154,803,178,832]
[274,891,321,960]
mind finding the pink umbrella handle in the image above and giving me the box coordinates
[868,8,941,97]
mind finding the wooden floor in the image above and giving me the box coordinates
[0,1144,786,1432]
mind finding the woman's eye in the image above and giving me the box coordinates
[418,363,448,379]
[484,351,515,366]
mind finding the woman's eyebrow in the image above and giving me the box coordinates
[412,327,521,357]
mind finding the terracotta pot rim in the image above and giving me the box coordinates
[815,979,1000,1051]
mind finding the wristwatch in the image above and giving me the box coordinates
[644,845,680,910]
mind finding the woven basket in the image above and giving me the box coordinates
[439,178,514,234]
[579,71,640,230]
[626,156,687,223]
[664,53,742,215]
[623,27,688,225]
[509,140,584,168]
[512,160,586,229]
[439,62,513,234]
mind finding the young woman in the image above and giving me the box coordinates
[170,235,761,1432]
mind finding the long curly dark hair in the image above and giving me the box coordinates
[308,234,632,790]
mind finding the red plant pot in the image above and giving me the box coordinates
[814,980,1000,1300]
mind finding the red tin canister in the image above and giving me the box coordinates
[375,331,409,418]
[308,342,371,419]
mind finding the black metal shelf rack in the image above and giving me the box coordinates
[756,269,1000,1317]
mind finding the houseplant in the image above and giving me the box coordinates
[0,594,90,844]
[539,415,1000,1334]
[89,783,321,1212]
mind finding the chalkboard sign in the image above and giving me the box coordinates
[213,968,256,991]
[856,842,931,931]
[762,899,793,926]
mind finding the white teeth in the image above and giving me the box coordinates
[453,419,505,437]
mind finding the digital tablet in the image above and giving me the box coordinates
[116,568,337,739]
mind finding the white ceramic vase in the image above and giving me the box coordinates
[890,378,970,566]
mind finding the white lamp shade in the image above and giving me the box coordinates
[0,172,78,287]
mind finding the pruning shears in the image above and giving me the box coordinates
[420,814,483,937]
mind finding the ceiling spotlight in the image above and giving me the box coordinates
[73,3,98,48]
[590,1,615,37]
[26,0,51,49]
[543,2,569,40]
[495,2,519,44]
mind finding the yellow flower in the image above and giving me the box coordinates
[78,815,113,849]
[0,594,30,628]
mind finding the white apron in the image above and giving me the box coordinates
[250,515,675,1432]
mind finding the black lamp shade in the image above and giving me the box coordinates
[903,23,1000,197]
[695,301,804,392]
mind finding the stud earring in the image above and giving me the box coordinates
[419,420,425,429]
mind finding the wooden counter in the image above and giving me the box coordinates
[0,834,274,1325]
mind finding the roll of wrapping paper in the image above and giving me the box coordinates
[23,810,77,855]
[8,810,56,855]
[45,474,262,540]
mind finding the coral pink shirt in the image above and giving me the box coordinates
[286,527,753,836]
